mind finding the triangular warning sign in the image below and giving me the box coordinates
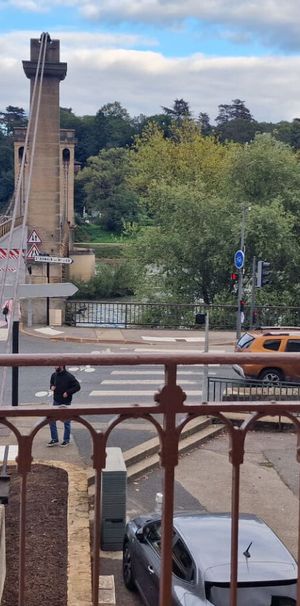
[28,230,42,244]
[27,244,41,258]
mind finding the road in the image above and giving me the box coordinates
[0,333,235,463]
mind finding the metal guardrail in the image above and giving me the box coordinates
[208,376,300,402]
[0,216,23,239]
[65,300,300,329]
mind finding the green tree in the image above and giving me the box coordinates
[0,105,27,136]
[162,98,191,123]
[215,99,255,143]
[76,147,139,233]
[197,112,213,136]
[94,102,135,150]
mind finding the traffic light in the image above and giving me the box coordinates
[256,260,271,287]
[230,272,238,292]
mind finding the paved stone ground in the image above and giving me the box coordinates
[128,427,299,557]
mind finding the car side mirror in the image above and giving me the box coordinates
[136,527,146,543]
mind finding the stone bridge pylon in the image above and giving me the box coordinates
[11,34,94,325]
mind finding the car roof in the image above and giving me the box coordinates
[173,512,297,583]
[253,327,300,337]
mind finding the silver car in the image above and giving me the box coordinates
[122,512,297,605]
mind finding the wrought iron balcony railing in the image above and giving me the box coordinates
[0,350,299,606]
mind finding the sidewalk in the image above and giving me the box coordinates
[21,323,237,346]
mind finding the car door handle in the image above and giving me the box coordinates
[147,565,155,575]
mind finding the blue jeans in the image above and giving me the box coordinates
[49,403,71,442]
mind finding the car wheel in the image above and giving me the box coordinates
[259,368,284,384]
[123,541,136,590]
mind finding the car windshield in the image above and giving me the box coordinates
[206,582,296,605]
[236,333,255,349]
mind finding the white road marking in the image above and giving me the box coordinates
[35,390,49,397]
[111,370,203,375]
[101,379,199,385]
[69,365,96,372]
[35,327,64,335]
[110,369,217,375]
[0,327,8,341]
[90,390,202,396]
[142,336,205,342]
[142,336,178,342]
[133,348,221,365]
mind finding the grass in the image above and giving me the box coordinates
[74,242,127,258]
[75,223,131,243]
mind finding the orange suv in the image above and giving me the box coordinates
[233,328,300,383]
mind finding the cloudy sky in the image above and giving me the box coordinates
[1,0,300,123]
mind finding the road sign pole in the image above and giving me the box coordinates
[236,270,243,340]
[46,262,50,327]
[250,256,257,329]
[202,310,209,402]
[12,319,19,407]
[234,250,244,340]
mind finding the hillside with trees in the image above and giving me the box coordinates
[2,98,300,305]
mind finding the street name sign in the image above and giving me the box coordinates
[234,249,245,270]
[34,255,73,264]
[1,283,78,299]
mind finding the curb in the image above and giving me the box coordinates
[20,325,235,347]
[20,325,142,345]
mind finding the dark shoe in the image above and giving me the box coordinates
[60,441,70,447]
[47,439,59,447]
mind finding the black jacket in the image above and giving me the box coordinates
[50,369,80,405]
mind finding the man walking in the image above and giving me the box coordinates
[48,365,81,447]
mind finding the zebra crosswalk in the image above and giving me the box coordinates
[87,345,228,401]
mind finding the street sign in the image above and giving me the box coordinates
[1,283,78,299]
[234,249,245,270]
[34,255,73,264]
[27,244,41,258]
[28,229,42,243]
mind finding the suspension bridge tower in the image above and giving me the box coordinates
[13,34,95,325]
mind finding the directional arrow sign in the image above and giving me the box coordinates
[234,249,245,270]
[34,256,73,264]
[1,283,78,299]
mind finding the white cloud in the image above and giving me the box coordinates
[2,1,300,51]
[1,31,300,124]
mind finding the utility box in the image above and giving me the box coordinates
[49,309,62,326]
[101,447,127,551]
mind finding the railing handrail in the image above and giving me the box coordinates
[0,350,299,366]
[65,299,300,329]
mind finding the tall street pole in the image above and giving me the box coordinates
[236,205,246,340]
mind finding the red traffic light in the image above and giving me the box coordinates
[230,273,238,281]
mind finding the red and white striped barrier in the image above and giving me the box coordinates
[0,248,23,259]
